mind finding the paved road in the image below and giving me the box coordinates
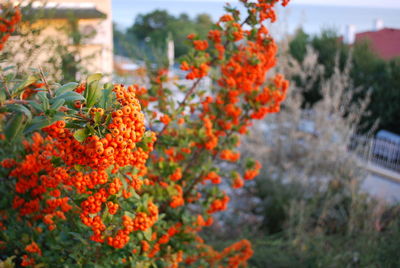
[362,174,400,203]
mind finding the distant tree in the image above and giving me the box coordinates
[121,10,213,58]
[113,23,132,58]
[129,10,173,44]
[289,28,308,62]
[288,28,400,134]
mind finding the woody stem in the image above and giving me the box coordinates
[156,77,203,139]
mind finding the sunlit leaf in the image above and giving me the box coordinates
[73,128,89,142]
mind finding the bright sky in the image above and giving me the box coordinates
[158,0,400,9]
[293,0,400,8]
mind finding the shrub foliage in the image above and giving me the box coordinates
[0,0,289,266]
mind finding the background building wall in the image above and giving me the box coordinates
[1,0,113,77]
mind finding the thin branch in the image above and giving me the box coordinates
[5,99,29,105]
[155,77,203,141]
[0,73,11,98]
[38,66,53,97]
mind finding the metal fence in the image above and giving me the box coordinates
[350,135,400,172]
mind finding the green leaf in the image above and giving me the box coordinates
[121,175,129,190]
[74,164,85,171]
[86,73,103,85]
[99,83,113,108]
[68,232,89,245]
[124,211,135,218]
[12,75,38,96]
[37,91,49,111]
[93,112,102,124]
[55,82,79,96]
[85,82,102,108]
[0,90,6,105]
[101,210,114,225]
[54,91,85,108]
[104,113,112,126]
[2,65,15,72]
[136,232,144,241]
[7,104,32,120]
[86,125,96,135]
[143,229,152,241]
[132,189,141,200]
[50,98,65,110]
[24,116,54,134]
[28,100,44,112]
[5,113,24,141]
[84,73,103,108]
[65,120,86,129]
[103,82,113,90]
[51,156,63,166]
[73,128,89,142]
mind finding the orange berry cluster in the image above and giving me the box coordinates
[256,0,290,23]
[25,241,42,256]
[244,161,261,180]
[169,167,182,182]
[21,255,35,267]
[181,60,210,80]
[169,185,184,208]
[207,194,230,214]
[21,83,46,100]
[106,201,158,249]
[180,35,211,80]
[4,132,74,224]
[192,40,208,51]
[219,239,254,267]
[74,82,86,94]
[0,158,16,168]
[184,238,253,268]
[0,4,21,51]
[22,241,42,267]
[231,173,244,189]
[144,222,182,260]
[202,115,218,151]
[159,114,171,125]
[45,85,149,173]
[131,201,158,231]
[2,84,158,252]
[203,171,221,185]
[219,149,240,162]
[183,23,288,207]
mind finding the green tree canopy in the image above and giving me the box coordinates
[114,10,213,59]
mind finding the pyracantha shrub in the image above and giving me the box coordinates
[0,0,290,267]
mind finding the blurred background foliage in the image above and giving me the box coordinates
[113,10,213,61]
[288,28,400,135]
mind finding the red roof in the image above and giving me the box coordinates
[355,28,400,60]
